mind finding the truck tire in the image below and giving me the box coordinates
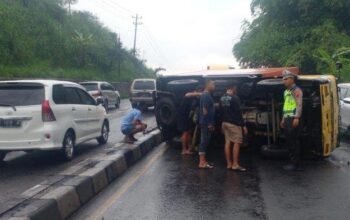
[156,97,177,128]
[256,79,284,93]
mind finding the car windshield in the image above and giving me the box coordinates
[0,83,45,106]
[81,83,98,91]
[133,81,155,90]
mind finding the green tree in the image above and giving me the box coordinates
[0,0,153,81]
[233,0,350,74]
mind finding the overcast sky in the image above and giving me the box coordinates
[73,0,252,72]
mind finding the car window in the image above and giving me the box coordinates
[76,88,96,105]
[133,80,155,90]
[53,84,68,104]
[101,83,109,90]
[106,84,114,91]
[81,83,98,91]
[0,83,44,106]
[64,87,82,104]
[339,87,349,100]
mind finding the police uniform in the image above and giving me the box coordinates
[282,71,303,169]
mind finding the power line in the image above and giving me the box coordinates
[103,0,135,15]
[100,0,132,21]
[140,32,166,65]
[139,33,164,66]
[142,25,170,64]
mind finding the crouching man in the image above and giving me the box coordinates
[121,103,147,143]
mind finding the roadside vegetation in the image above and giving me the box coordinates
[0,0,154,82]
[234,0,350,81]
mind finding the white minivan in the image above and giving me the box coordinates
[130,79,156,110]
[0,80,109,161]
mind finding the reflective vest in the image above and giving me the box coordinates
[283,89,297,117]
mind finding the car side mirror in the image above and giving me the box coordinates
[343,98,350,104]
[96,97,104,106]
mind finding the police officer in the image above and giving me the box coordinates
[280,70,303,171]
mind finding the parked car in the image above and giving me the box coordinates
[130,79,156,110]
[155,68,339,158]
[0,80,109,162]
[80,81,121,111]
[339,83,350,131]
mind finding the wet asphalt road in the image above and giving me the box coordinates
[72,138,350,220]
[0,100,157,214]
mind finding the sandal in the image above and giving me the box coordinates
[232,166,247,172]
[199,163,214,169]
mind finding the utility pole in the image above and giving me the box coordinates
[132,14,142,56]
[117,34,122,77]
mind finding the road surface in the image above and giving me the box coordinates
[71,137,350,220]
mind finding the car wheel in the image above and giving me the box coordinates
[97,121,109,145]
[61,131,75,161]
[0,152,6,162]
[156,97,177,128]
[104,100,109,112]
[115,98,120,109]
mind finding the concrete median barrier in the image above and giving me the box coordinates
[0,129,163,220]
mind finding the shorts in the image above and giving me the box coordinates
[121,125,135,135]
[177,113,194,133]
[222,122,243,144]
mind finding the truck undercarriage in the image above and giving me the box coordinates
[155,71,339,158]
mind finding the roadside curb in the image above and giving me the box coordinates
[0,130,162,220]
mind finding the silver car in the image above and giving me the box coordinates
[339,83,350,131]
[80,81,121,111]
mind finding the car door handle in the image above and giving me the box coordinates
[72,107,76,111]
[88,107,92,111]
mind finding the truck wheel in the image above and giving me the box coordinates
[260,144,288,158]
[156,97,176,128]
[61,131,75,161]
[256,79,284,93]
[97,121,109,145]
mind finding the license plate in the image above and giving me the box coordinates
[0,119,22,128]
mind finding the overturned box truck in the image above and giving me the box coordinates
[154,67,339,157]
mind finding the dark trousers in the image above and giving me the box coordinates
[284,117,301,166]
[199,125,211,155]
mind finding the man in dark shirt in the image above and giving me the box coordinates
[220,83,248,171]
[198,80,215,169]
[177,88,202,155]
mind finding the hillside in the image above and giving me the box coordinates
[233,0,350,81]
[0,0,154,81]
